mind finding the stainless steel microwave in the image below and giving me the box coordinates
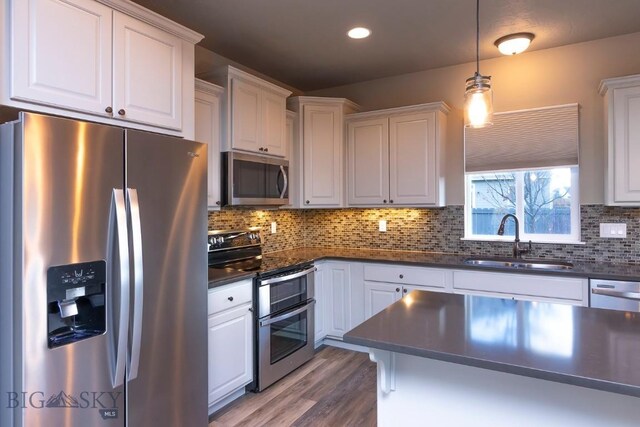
[222,151,289,206]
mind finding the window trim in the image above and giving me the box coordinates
[464,167,581,244]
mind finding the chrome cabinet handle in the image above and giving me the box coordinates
[126,189,144,382]
[259,267,317,286]
[259,300,315,327]
[591,288,640,301]
[118,109,126,116]
[109,189,130,388]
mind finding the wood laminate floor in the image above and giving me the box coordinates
[209,346,377,427]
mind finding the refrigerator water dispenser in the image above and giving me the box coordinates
[46,261,107,348]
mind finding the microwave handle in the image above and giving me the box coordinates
[277,165,288,199]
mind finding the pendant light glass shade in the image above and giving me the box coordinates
[464,73,493,128]
[464,0,493,128]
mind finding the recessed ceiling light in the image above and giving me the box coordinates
[347,27,371,39]
[494,32,535,55]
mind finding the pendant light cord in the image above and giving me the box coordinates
[476,0,480,75]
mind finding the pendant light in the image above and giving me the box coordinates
[464,0,493,128]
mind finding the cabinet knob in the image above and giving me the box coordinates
[403,288,408,294]
[228,296,234,302]
[216,201,221,206]
[305,200,310,204]
[395,287,400,292]
[399,274,404,279]
[383,199,387,204]
[264,148,269,152]
[105,106,113,114]
[389,200,394,204]
[118,109,126,116]
[259,147,264,151]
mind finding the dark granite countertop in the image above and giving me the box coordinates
[208,247,640,289]
[343,290,640,398]
[264,247,640,281]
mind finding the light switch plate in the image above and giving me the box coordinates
[379,220,387,232]
[599,223,626,238]
[271,222,277,234]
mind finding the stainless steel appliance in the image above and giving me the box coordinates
[222,151,288,206]
[255,265,316,391]
[590,279,640,312]
[207,230,315,392]
[0,112,208,427]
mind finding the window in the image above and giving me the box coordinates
[464,167,580,243]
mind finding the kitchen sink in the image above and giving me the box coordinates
[464,258,573,271]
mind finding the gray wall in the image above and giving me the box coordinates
[308,32,640,205]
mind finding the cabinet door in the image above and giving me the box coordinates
[612,85,640,203]
[195,88,222,209]
[230,78,262,153]
[347,118,389,206]
[324,263,351,338]
[113,11,183,130]
[262,90,287,157]
[364,281,401,320]
[11,0,113,114]
[313,266,327,343]
[208,304,253,406]
[303,104,343,206]
[389,112,437,205]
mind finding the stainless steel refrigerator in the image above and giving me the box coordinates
[0,112,208,426]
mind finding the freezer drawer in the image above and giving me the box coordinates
[590,279,640,313]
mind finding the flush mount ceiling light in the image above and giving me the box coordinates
[347,27,371,39]
[494,32,535,55]
[464,0,494,128]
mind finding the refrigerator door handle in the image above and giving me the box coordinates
[127,188,144,382]
[109,189,130,388]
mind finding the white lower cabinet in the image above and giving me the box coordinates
[452,270,588,306]
[314,262,352,342]
[364,281,402,319]
[207,279,253,411]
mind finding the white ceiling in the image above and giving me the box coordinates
[132,0,640,91]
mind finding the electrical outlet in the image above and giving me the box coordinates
[271,222,277,234]
[599,223,626,238]
[379,220,387,232]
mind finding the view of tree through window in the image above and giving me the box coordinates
[466,168,578,241]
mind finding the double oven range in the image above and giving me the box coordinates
[208,229,316,391]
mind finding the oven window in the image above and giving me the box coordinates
[270,276,307,314]
[270,309,308,364]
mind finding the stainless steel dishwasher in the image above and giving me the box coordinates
[590,279,640,312]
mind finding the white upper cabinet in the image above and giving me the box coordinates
[11,0,113,114]
[288,97,359,208]
[600,74,640,206]
[347,118,389,205]
[210,66,291,157]
[194,79,224,209]
[6,0,203,136]
[346,103,449,207]
[113,11,182,130]
[231,78,262,153]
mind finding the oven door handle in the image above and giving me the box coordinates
[591,288,640,301]
[260,300,315,327]
[259,266,317,286]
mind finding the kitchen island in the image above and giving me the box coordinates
[343,290,640,427]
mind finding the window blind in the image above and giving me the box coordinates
[464,103,579,173]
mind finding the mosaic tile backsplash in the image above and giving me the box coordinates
[208,205,640,264]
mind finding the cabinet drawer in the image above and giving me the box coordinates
[364,264,446,288]
[452,270,585,301]
[208,279,253,315]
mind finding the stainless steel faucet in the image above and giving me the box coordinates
[497,214,532,258]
